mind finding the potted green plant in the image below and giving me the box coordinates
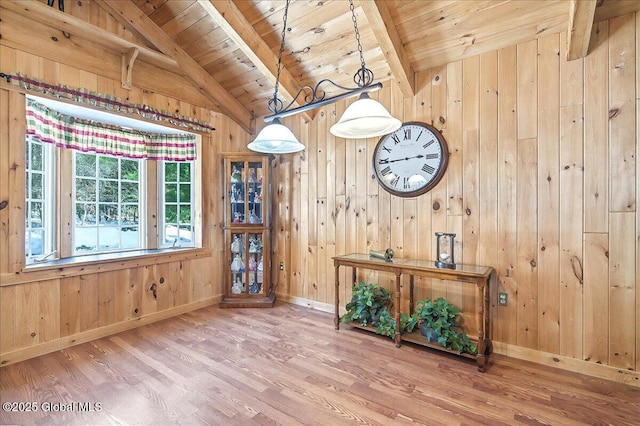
[341,282,393,327]
[375,310,418,339]
[415,297,477,355]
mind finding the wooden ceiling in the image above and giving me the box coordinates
[7,0,640,133]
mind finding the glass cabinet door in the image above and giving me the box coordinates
[229,232,246,294]
[228,161,264,225]
[247,161,264,225]
[228,230,265,297]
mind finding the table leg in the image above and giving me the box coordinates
[476,280,486,372]
[334,264,340,330]
[485,274,493,354]
[409,275,415,314]
[394,272,402,347]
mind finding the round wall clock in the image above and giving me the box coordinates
[372,121,449,197]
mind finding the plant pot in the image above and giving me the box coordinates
[420,323,440,343]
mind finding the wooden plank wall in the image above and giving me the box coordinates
[274,12,639,376]
[0,0,638,382]
[0,0,253,364]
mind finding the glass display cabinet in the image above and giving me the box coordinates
[221,154,275,308]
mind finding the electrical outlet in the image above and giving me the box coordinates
[498,292,508,306]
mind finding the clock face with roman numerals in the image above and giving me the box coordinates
[372,122,449,197]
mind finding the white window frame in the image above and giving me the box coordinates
[72,151,146,255]
[159,160,196,249]
[25,135,56,263]
[24,98,202,267]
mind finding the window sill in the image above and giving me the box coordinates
[3,248,212,287]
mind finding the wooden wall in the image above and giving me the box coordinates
[1,1,638,384]
[0,0,255,365]
[273,12,639,383]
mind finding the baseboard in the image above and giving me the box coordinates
[0,296,221,367]
[275,292,335,313]
[279,293,640,388]
[492,341,640,387]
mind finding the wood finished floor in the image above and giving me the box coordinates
[1,302,638,425]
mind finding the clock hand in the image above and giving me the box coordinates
[380,154,424,164]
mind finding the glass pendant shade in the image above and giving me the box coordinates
[330,93,402,139]
[247,118,305,154]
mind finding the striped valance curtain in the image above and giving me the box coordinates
[26,98,197,161]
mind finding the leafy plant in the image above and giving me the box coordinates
[341,282,393,327]
[376,310,418,339]
[415,297,477,354]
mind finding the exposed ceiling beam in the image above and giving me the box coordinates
[567,0,597,61]
[359,1,415,97]
[200,0,313,122]
[97,0,254,133]
[594,0,640,23]
[1,0,178,74]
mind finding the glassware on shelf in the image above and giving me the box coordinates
[248,168,256,183]
[249,255,257,271]
[258,255,263,272]
[233,212,244,223]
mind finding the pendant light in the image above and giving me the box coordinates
[329,2,401,138]
[248,0,305,154]
[247,117,303,154]
[251,0,401,152]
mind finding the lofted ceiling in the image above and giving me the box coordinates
[6,0,640,133]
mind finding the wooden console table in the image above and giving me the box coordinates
[333,253,495,372]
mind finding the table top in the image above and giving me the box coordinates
[333,253,494,279]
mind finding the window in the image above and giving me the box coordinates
[24,97,200,265]
[25,135,55,260]
[74,152,143,254]
[160,162,194,247]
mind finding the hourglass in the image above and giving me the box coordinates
[435,232,456,269]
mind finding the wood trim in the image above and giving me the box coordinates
[276,292,334,314]
[0,0,178,73]
[567,0,596,60]
[360,0,415,97]
[7,90,25,273]
[0,81,211,137]
[145,160,159,250]
[58,148,73,258]
[201,1,312,122]
[96,0,254,134]
[0,296,221,367]
[493,341,640,387]
[594,0,640,23]
[0,89,9,275]
[0,249,212,287]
